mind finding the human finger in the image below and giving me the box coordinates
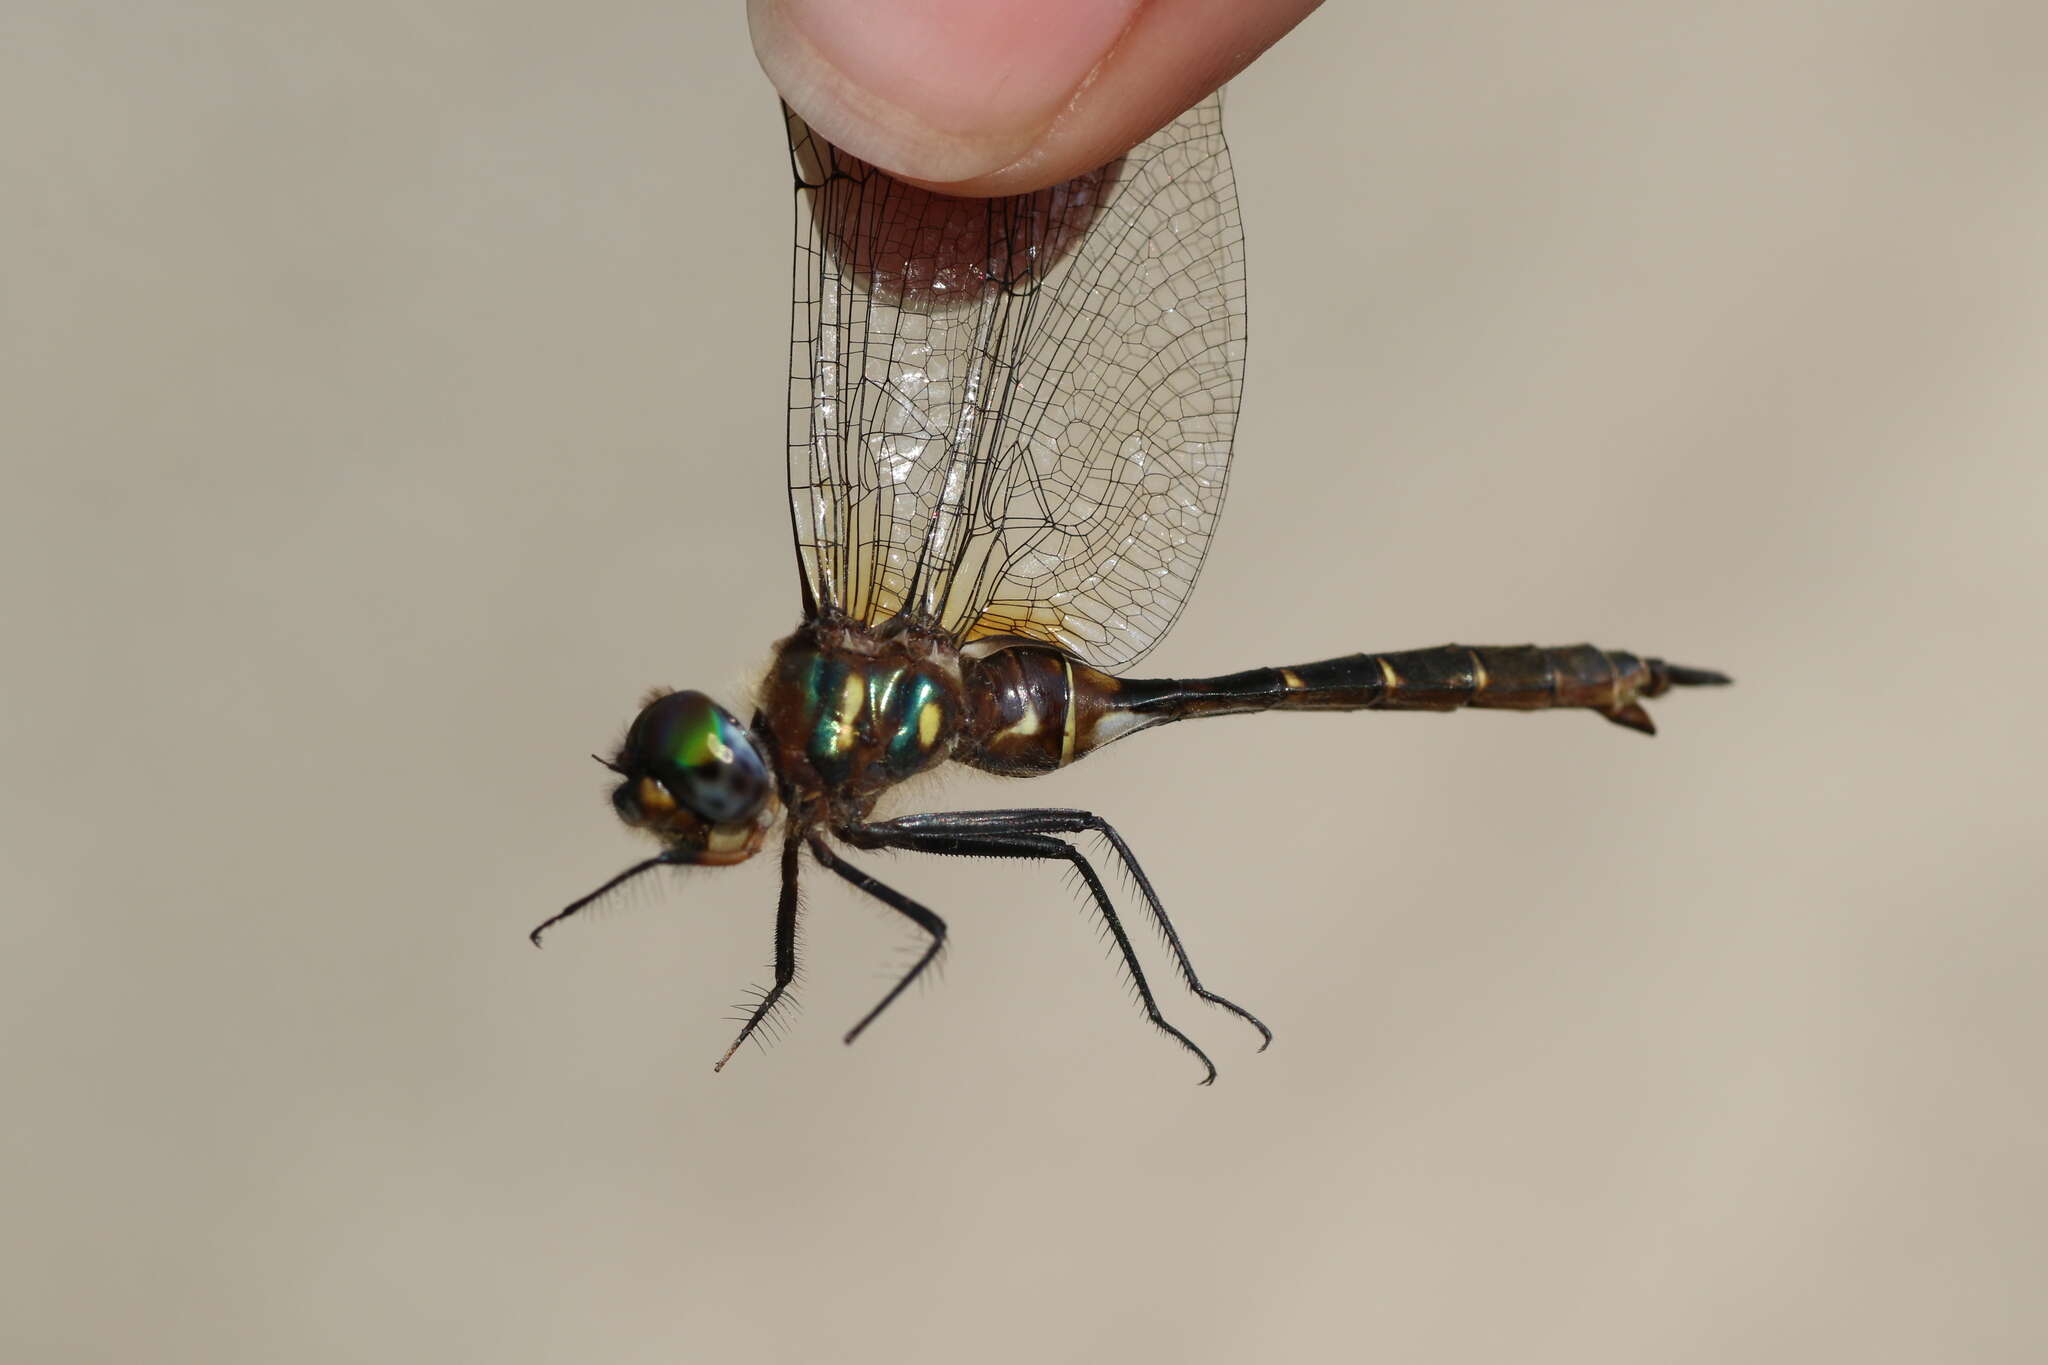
[748,0,1324,195]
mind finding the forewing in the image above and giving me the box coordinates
[786,96,1244,670]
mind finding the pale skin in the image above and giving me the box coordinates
[748,0,1327,195]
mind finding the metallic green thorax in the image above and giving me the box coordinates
[759,623,963,814]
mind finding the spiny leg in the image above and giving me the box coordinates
[713,824,805,1073]
[849,819,1221,1085]
[806,837,946,1048]
[529,851,681,947]
[871,809,1271,1051]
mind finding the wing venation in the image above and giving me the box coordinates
[785,95,1244,670]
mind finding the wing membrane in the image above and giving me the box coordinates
[786,95,1244,670]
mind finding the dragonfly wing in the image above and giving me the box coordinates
[786,95,1244,670]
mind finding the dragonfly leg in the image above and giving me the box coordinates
[807,837,947,1049]
[848,817,1222,1085]
[872,809,1272,1051]
[529,851,682,947]
[713,825,805,1073]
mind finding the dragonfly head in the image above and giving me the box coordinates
[602,689,775,864]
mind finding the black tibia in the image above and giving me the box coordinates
[806,837,947,1048]
[871,809,1270,1050]
[1118,644,1731,738]
[847,813,1224,1085]
[714,826,805,1073]
[529,851,685,947]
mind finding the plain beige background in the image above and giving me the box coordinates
[6,3,2043,1361]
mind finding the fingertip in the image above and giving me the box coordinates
[750,0,1143,188]
[755,0,1328,196]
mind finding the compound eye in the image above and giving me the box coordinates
[620,691,770,824]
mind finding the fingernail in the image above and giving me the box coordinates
[757,0,1143,184]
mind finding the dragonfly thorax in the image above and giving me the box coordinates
[757,618,965,822]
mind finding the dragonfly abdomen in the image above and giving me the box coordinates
[1123,644,1729,738]
[961,641,1729,776]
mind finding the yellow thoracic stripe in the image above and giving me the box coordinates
[1059,653,1077,767]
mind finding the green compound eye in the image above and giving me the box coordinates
[620,691,770,823]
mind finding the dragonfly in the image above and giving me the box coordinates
[532,95,1728,1083]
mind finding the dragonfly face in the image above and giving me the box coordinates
[605,689,775,866]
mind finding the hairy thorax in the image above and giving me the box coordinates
[756,617,968,825]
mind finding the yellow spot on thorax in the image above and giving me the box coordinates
[917,699,941,747]
[830,674,865,753]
